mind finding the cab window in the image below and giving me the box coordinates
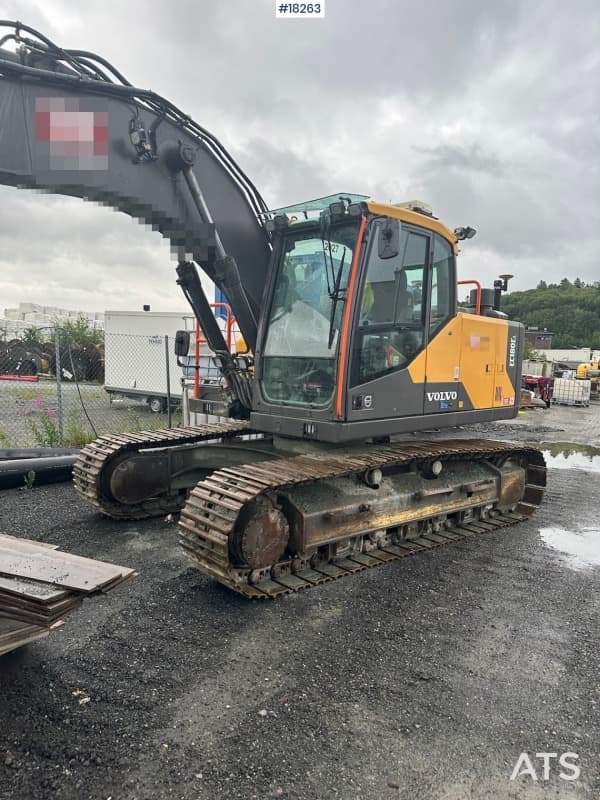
[430,234,453,335]
[352,222,429,385]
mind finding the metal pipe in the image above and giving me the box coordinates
[181,165,258,351]
[54,329,64,446]
[176,262,232,359]
[165,334,172,428]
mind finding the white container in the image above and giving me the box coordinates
[104,310,196,409]
[551,378,591,406]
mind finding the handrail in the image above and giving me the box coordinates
[458,279,482,315]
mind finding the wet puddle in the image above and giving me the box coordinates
[540,527,600,570]
[538,442,600,472]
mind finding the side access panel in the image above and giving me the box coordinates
[458,314,519,411]
[345,359,426,422]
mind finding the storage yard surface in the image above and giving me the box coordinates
[1,407,599,800]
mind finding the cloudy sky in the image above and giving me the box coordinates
[0,0,598,318]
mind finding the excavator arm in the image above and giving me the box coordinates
[0,21,271,404]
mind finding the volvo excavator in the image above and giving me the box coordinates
[0,22,546,597]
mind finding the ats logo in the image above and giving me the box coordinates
[510,752,580,782]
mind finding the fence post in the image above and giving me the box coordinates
[165,334,172,428]
[54,326,64,446]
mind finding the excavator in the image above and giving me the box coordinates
[0,22,546,597]
[576,358,599,401]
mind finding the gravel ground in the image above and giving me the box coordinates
[1,405,599,799]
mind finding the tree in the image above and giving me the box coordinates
[536,280,547,290]
[21,326,45,344]
[523,340,542,360]
[51,316,104,347]
[502,284,600,348]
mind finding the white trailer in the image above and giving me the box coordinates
[104,310,195,412]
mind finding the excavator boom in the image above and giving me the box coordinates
[0,21,270,352]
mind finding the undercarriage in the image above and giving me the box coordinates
[73,423,546,598]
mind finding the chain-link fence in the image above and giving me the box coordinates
[0,323,187,449]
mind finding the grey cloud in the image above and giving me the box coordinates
[414,143,505,178]
[0,0,599,309]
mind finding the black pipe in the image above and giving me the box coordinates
[0,455,77,490]
[176,262,233,358]
[0,448,80,460]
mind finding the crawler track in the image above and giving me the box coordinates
[73,421,253,518]
[179,440,546,598]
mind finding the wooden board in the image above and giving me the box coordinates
[0,539,135,592]
[0,617,50,656]
[0,534,136,646]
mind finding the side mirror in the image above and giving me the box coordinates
[378,219,400,260]
[174,329,190,357]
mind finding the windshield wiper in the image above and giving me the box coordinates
[320,212,336,296]
[327,247,347,349]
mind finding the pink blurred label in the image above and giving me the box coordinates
[35,97,108,170]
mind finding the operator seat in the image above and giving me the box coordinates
[395,268,412,323]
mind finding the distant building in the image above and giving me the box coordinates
[1,302,104,337]
[524,327,553,349]
[542,348,592,367]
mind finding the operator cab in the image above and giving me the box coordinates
[252,194,521,443]
[255,196,454,418]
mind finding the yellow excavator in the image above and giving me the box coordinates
[0,22,546,597]
[576,359,599,400]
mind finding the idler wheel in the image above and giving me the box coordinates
[230,497,289,569]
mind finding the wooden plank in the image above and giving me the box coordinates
[0,604,79,627]
[0,591,79,617]
[0,544,135,592]
[0,618,50,656]
[0,535,132,571]
[0,574,69,603]
[0,534,58,550]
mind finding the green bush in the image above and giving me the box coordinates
[27,410,61,448]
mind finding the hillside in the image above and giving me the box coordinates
[500,280,600,349]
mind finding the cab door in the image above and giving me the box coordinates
[420,233,465,416]
[346,220,430,421]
